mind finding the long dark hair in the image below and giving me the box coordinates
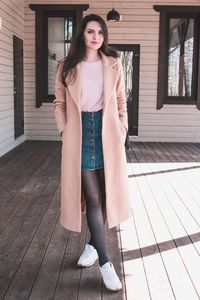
[59,14,119,86]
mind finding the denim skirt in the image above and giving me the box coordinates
[81,110,104,170]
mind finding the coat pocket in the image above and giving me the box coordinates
[60,122,67,139]
[119,121,127,137]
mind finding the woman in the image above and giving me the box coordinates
[53,14,131,292]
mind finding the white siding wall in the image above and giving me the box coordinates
[24,0,200,143]
[0,0,25,157]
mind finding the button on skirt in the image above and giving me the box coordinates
[81,110,104,170]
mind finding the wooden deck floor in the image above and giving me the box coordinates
[0,141,200,300]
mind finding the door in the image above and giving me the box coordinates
[110,44,140,136]
[13,35,24,138]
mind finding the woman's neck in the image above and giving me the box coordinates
[83,49,101,62]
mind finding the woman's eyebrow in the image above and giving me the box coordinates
[87,28,102,31]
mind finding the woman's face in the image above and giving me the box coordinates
[83,21,104,51]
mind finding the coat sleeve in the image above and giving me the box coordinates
[116,59,128,132]
[53,64,67,136]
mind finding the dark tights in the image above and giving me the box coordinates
[81,168,108,266]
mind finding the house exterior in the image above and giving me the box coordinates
[0,0,200,157]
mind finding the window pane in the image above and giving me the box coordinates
[168,18,194,97]
[119,51,133,102]
[65,43,71,56]
[65,17,73,41]
[48,17,65,94]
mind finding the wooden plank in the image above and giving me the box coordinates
[0,142,59,232]
[0,176,51,260]
[145,142,200,238]
[175,244,200,297]
[0,176,59,299]
[0,142,59,223]
[54,216,87,300]
[132,143,176,300]
[0,142,42,227]
[160,248,199,300]
[168,143,200,195]
[156,143,200,234]
[143,143,200,296]
[0,140,39,170]
[120,219,151,300]
[155,143,200,257]
[120,154,151,300]
[0,196,11,212]
[29,194,69,299]
[0,140,28,166]
[143,142,200,299]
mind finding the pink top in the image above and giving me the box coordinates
[80,59,104,112]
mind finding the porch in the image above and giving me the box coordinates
[0,141,200,300]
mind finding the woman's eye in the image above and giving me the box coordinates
[87,30,103,35]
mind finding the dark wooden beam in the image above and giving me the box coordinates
[30,4,89,12]
[154,5,200,13]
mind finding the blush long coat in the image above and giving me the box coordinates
[53,51,132,232]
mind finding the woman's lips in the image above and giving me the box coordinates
[91,41,99,44]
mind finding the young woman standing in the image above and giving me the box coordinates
[53,14,131,292]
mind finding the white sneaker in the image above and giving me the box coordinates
[99,262,122,291]
[77,244,98,267]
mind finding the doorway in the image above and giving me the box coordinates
[110,44,140,136]
[13,35,24,139]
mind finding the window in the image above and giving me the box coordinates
[48,16,74,95]
[30,4,89,107]
[154,6,200,109]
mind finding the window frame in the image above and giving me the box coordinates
[30,4,89,108]
[154,5,200,110]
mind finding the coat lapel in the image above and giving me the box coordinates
[66,63,81,112]
[101,52,118,110]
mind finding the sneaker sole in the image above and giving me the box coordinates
[77,257,98,268]
[103,283,122,292]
